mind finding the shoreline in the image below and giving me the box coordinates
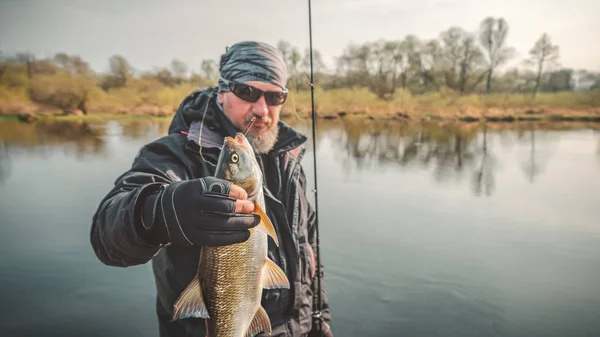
[2,107,598,124]
[1,87,598,124]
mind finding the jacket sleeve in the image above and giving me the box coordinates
[300,168,333,337]
[90,136,188,267]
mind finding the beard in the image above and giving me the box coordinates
[246,123,279,154]
[242,114,279,154]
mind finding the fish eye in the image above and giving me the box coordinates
[231,153,239,163]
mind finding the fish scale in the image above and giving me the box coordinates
[172,132,290,337]
[201,230,267,337]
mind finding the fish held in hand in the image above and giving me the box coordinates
[172,132,290,337]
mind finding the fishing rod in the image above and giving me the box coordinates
[307,0,324,336]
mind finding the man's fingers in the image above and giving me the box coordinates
[231,184,253,213]
[235,200,255,213]
[229,184,248,200]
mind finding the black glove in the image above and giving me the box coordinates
[140,177,261,247]
[308,320,333,337]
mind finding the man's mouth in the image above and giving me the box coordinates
[247,117,269,128]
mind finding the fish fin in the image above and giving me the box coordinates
[245,306,271,337]
[172,276,209,321]
[253,201,279,247]
[262,258,290,289]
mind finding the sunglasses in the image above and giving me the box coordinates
[227,81,288,106]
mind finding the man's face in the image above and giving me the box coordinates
[218,81,284,154]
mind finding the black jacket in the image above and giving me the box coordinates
[90,87,332,337]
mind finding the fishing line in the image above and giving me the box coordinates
[198,95,216,167]
[198,96,254,165]
[288,79,308,124]
[307,0,324,336]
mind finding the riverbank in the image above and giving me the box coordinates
[2,113,598,152]
[1,87,599,123]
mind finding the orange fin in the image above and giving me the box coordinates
[262,258,290,289]
[172,276,209,321]
[253,201,279,247]
[245,306,271,337]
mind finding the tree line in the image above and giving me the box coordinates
[1,16,599,114]
[319,18,599,98]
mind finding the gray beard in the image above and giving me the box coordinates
[246,124,279,154]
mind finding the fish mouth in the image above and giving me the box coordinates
[234,133,246,144]
[224,133,249,147]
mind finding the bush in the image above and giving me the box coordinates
[28,73,95,113]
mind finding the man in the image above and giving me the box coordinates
[90,41,332,337]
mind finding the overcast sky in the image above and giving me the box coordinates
[1,0,598,74]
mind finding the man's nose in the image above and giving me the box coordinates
[251,96,269,117]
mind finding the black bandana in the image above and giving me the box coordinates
[217,41,288,92]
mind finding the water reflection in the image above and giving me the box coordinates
[597,131,600,158]
[471,124,495,196]
[289,118,599,197]
[0,120,106,154]
[1,118,599,194]
[119,119,170,141]
[0,140,10,184]
[521,128,543,183]
[324,120,487,188]
[0,120,107,181]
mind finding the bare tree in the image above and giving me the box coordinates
[200,59,216,81]
[16,53,36,79]
[277,40,291,61]
[170,59,189,84]
[102,55,133,90]
[301,48,326,87]
[0,44,6,81]
[154,68,176,87]
[527,33,560,97]
[53,53,92,76]
[439,27,486,93]
[478,17,515,92]
[287,47,302,89]
[405,36,443,92]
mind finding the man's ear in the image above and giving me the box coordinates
[218,92,224,104]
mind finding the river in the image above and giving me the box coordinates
[0,118,599,337]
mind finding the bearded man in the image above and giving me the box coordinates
[90,41,332,337]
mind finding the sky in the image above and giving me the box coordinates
[1,0,598,75]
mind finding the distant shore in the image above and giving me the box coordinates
[1,88,599,123]
[2,107,598,124]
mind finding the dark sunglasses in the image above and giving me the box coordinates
[227,81,288,106]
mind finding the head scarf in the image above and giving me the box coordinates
[217,41,288,92]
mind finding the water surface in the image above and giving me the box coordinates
[0,118,599,337]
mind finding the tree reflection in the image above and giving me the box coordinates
[338,120,484,186]
[471,123,496,196]
[521,127,541,182]
[0,140,10,183]
[327,120,594,196]
[516,124,559,183]
[329,120,494,196]
[597,131,600,163]
[119,120,154,140]
[157,120,171,137]
[0,120,107,160]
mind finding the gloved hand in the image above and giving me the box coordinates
[140,177,261,247]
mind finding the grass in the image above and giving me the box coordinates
[1,84,599,123]
[280,87,600,121]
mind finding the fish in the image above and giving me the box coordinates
[171,132,290,337]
